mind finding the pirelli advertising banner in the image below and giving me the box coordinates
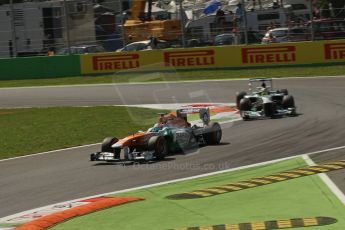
[80,39,345,74]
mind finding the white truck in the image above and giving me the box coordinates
[0,0,96,58]
[185,0,311,43]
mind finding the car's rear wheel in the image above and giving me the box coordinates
[101,137,120,159]
[148,136,167,160]
[203,122,222,145]
[280,89,289,95]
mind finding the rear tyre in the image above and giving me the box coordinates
[148,136,167,160]
[239,98,251,120]
[280,89,289,95]
[236,91,247,108]
[101,137,120,159]
[203,122,222,145]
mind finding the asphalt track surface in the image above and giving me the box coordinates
[0,77,345,218]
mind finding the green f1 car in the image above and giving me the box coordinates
[90,107,222,162]
[236,78,297,120]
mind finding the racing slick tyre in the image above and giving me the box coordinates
[236,91,247,108]
[101,137,120,159]
[280,89,289,95]
[282,95,295,109]
[239,98,251,120]
[203,122,222,145]
[90,153,97,161]
[148,136,168,160]
[263,102,275,118]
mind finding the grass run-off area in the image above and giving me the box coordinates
[52,157,345,230]
[0,106,164,159]
[1,65,345,88]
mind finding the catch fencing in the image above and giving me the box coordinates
[0,0,344,58]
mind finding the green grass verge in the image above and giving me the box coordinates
[0,106,165,159]
[1,65,345,88]
[52,158,345,230]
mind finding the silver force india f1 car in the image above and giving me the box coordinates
[90,107,222,162]
[236,78,297,120]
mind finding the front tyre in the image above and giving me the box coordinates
[239,98,251,120]
[90,153,97,161]
[282,95,297,116]
[282,95,295,109]
[263,102,276,118]
[236,91,247,108]
[101,137,120,159]
[148,136,168,160]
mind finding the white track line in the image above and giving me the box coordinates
[2,146,345,221]
[0,143,99,162]
[0,154,299,222]
[1,75,344,90]
[303,155,345,205]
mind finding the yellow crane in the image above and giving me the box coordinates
[123,0,182,43]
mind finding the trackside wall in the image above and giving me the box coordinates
[0,39,345,80]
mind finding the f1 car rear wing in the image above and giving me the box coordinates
[249,77,272,82]
[176,107,210,125]
[249,78,273,92]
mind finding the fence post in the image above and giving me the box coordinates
[309,0,314,41]
[179,0,186,47]
[9,0,17,57]
[119,0,126,46]
[63,0,72,54]
[241,0,248,44]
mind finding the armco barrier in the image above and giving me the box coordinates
[1,39,345,80]
[0,55,80,80]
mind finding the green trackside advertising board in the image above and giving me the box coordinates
[0,55,80,80]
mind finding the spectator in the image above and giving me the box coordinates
[267,32,277,43]
[215,8,226,33]
[148,36,158,49]
[235,3,244,29]
[47,47,55,56]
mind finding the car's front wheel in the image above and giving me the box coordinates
[236,91,247,108]
[239,98,251,120]
[148,136,168,160]
[101,137,120,159]
[282,95,295,109]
